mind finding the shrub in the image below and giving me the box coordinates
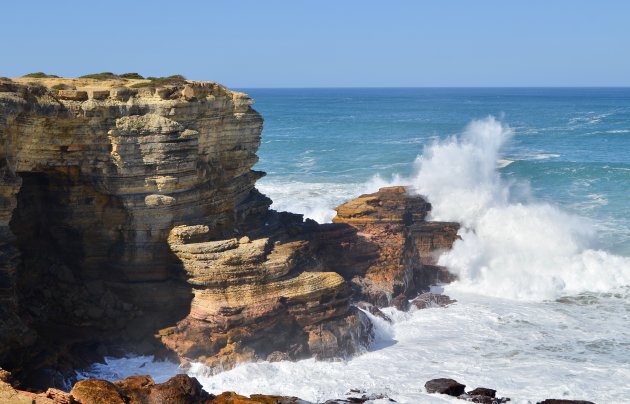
[0,77,11,81]
[22,72,60,78]
[51,83,74,91]
[79,72,119,80]
[129,75,187,88]
[119,72,144,79]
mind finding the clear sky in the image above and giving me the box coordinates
[2,0,629,87]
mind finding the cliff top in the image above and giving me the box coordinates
[4,73,212,90]
[0,75,252,104]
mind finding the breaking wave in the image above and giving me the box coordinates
[404,117,630,300]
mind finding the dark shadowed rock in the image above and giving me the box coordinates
[537,400,595,404]
[425,378,466,396]
[467,387,496,398]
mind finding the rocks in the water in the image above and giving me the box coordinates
[425,379,511,403]
[425,378,467,396]
[410,292,457,310]
[391,294,410,312]
[468,388,496,398]
[537,400,595,404]
[324,389,396,403]
[331,186,460,306]
[355,301,392,323]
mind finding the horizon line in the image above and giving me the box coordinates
[234,85,630,90]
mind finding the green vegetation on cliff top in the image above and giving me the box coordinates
[22,72,60,78]
[129,75,187,88]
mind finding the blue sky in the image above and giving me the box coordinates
[3,1,629,87]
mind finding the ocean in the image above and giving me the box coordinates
[80,88,630,403]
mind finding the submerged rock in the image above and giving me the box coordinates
[537,400,595,404]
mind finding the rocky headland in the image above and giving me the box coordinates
[0,76,458,392]
[0,76,596,404]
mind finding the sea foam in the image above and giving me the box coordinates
[403,117,630,300]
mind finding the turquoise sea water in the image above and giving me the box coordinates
[248,88,630,254]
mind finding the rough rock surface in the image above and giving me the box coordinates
[410,292,457,310]
[161,216,373,370]
[0,79,269,381]
[331,186,460,306]
[0,78,460,385]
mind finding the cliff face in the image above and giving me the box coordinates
[0,78,459,385]
[0,78,269,377]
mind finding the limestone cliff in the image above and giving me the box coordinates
[0,77,270,381]
[0,77,459,387]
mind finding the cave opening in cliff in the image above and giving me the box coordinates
[7,168,192,387]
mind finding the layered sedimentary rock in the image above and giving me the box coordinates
[0,77,460,386]
[161,216,372,369]
[328,186,460,306]
[0,78,270,380]
[160,187,457,370]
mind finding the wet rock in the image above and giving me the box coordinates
[410,293,457,310]
[267,351,291,362]
[537,400,595,404]
[391,294,410,311]
[467,387,496,398]
[425,378,466,396]
[355,301,392,322]
[331,186,460,306]
[324,392,396,403]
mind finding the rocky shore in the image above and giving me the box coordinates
[0,77,598,403]
[0,370,596,403]
[0,77,457,388]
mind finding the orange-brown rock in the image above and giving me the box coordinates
[161,213,373,371]
[70,379,127,404]
[0,79,268,382]
[0,78,460,388]
[329,186,460,306]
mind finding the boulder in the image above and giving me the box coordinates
[425,378,466,396]
[70,379,126,404]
